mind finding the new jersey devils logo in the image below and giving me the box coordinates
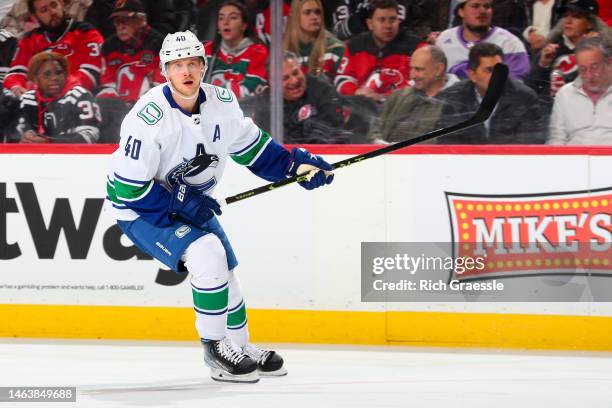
[46,43,74,57]
[166,152,220,193]
[553,54,577,75]
[365,68,405,93]
[297,104,317,121]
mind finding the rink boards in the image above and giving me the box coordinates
[1,144,612,350]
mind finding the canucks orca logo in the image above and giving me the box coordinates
[166,152,220,193]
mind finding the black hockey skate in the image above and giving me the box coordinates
[242,344,287,377]
[202,337,259,383]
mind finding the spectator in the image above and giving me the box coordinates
[523,0,564,53]
[14,51,101,143]
[96,0,164,143]
[98,0,165,104]
[548,37,612,144]
[324,0,419,41]
[435,0,530,79]
[526,0,611,103]
[492,0,529,33]
[194,0,224,41]
[410,0,456,38]
[85,0,177,38]
[242,51,350,144]
[172,0,197,32]
[600,0,612,26]
[203,0,268,99]
[0,28,16,86]
[1,0,91,37]
[283,0,345,82]
[4,0,104,97]
[335,0,423,102]
[252,0,290,46]
[437,42,546,144]
[368,45,460,143]
[0,28,18,142]
[0,0,14,22]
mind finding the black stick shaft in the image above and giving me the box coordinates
[221,64,509,206]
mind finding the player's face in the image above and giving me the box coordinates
[562,11,593,42]
[282,59,306,101]
[468,55,503,96]
[576,48,612,94]
[459,0,493,34]
[32,0,65,29]
[367,8,400,47]
[113,15,144,43]
[167,57,205,95]
[299,0,322,37]
[35,60,67,98]
[410,48,443,93]
[217,5,247,44]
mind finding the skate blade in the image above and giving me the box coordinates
[259,367,288,377]
[210,368,260,383]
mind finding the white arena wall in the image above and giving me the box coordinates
[1,144,611,351]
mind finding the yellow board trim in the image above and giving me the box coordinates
[1,304,612,351]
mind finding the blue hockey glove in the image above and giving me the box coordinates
[169,183,221,226]
[287,147,334,190]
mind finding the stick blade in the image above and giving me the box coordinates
[472,63,509,123]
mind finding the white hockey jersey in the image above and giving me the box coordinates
[105,82,283,223]
[436,26,530,80]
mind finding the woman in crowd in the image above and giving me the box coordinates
[203,0,268,99]
[15,52,101,144]
[526,0,612,104]
[283,0,345,83]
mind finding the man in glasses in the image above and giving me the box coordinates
[98,0,165,106]
[548,37,612,145]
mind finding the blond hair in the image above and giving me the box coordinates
[283,0,327,76]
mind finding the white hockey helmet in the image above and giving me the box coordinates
[159,31,207,77]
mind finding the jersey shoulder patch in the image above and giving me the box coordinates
[136,101,164,125]
[213,86,234,103]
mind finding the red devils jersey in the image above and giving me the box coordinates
[99,27,165,103]
[334,30,423,96]
[254,1,290,46]
[204,41,268,99]
[4,19,104,92]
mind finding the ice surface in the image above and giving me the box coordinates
[0,339,611,408]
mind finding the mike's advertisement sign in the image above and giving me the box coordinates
[447,187,612,281]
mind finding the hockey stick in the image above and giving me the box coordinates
[219,63,509,206]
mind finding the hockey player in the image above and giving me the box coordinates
[16,51,101,143]
[104,31,334,383]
